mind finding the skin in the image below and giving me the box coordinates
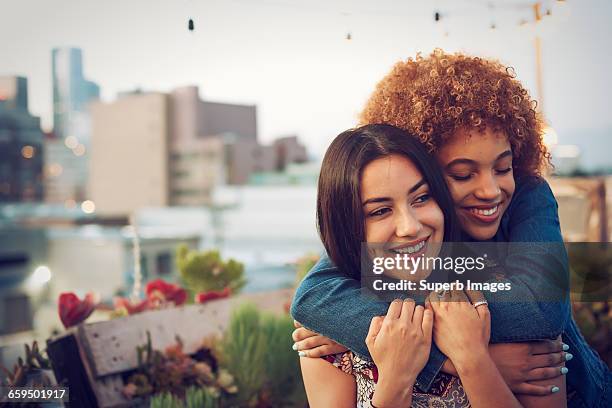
[302,155,440,406]
[299,130,567,406]
[436,127,515,241]
[361,154,444,281]
[428,290,525,408]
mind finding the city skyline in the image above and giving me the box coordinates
[1,0,611,168]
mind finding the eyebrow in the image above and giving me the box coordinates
[444,150,513,169]
[361,179,427,206]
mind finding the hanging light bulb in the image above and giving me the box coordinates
[188,18,195,31]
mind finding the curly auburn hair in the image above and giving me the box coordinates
[360,49,551,177]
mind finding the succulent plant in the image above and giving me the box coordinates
[176,245,246,295]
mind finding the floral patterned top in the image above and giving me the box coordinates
[324,351,471,408]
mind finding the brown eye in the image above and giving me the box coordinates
[449,174,472,181]
[369,208,391,217]
[413,194,431,204]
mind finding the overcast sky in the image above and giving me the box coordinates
[1,0,611,164]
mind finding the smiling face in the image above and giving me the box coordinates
[436,127,516,241]
[361,154,444,278]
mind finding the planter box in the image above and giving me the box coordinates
[47,289,293,408]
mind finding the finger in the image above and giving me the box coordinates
[531,339,564,355]
[401,298,416,322]
[427,292,440,312]
[385,299,403,321]
[293,319,302,329]
[294,335,331,352]
[513,383,561,396]
[421,307,433,342]
[438,289,451,302]
[412,305,424,327]
[292,327,318,342]
[529,351,566,369]
[366,316,384,344]
[301,344,347,358]
[450,290,469,302]
[464,289,486,305]
[464,289,489,319]
[526,366,566,382]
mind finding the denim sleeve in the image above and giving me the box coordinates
[290,255,447,392]
[486,177,571,342]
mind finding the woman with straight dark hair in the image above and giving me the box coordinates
[316,123,461,280]
[302,124,527,408]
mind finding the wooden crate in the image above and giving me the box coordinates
[47,289,294,408]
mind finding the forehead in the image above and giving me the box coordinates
[360,154,422,197]
[436,127,511,164]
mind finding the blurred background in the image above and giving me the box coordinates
[0,0,610,373]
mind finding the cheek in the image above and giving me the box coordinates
[444,177,467,205]
[422,205,445,237]
[501,176,516,198]
[364,219,389,243]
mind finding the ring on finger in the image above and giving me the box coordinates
[473,300,488,308]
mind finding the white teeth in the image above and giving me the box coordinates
[392,240,426,254]
[470,205,498,216]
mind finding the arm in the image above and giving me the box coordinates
[366,300,433,408]
[429,290,521,408]
[300,357,356,408]
[291,255,447,391]
[485,177,571,342]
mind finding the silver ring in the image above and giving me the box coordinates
[436,289,447,299]
[473,300,488,308]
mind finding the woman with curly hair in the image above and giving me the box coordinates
[292,50,611,407]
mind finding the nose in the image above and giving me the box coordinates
[394,207,423,238]
[474,172,502,201]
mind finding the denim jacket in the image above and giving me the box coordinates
[291,176,611,407]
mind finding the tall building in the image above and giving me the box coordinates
[0,76,28,110]
[89,92,170,216]
[89,85,306,215]
[273,135,308,171]
[0,76,44,202]
[46,47,100,204]
[52,48,100,141]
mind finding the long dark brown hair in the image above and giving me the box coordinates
[317,124,461,279]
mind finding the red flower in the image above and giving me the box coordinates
[58,292,98,328]
[145,279,187,306]
[194,287,232,304]
[113,297,152,315]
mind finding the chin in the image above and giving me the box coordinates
[465,224,499,241]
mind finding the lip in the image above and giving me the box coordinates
[461,202,503,224]
[387,236,430,256]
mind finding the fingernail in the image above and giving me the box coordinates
[565,353,573,361]
[292,343,298,351]
[551,386,560,393]
[562,343,570,351]
[298,351,306,357]
[560,367,568,375]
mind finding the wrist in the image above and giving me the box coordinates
[453,347,491,376]
[372,374,415,408]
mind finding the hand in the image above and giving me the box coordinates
[489,338,569,395]
[366,299,433,389]
[427,290,490,368]
[442,339,569,395]
[292,320,348,357]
